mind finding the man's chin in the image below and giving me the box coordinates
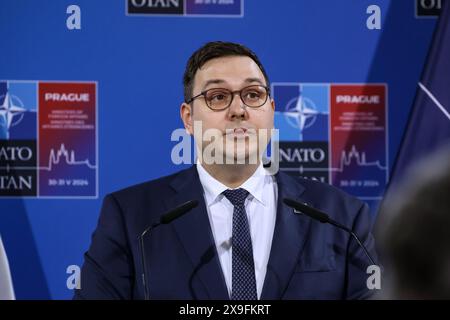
[224,148,260,165]
[198,142,261,165]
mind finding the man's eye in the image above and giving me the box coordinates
[212,94,225,101]
[208,92,228,102]
[245,91,261,99]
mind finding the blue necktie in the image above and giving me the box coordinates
[222,188,257,300]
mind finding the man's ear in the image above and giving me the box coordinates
[180,102,194,135]
[271,98,275,112]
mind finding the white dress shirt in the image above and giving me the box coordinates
[196,163,278,299]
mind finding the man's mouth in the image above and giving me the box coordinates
[224,127,251,138]
[233,127,247,134]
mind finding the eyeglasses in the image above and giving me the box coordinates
[186,85,270,111]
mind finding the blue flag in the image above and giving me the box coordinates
[389,1,450,187]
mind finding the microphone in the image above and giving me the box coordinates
[138,199,199,300]
[283,198,375,265]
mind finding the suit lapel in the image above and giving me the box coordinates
[261,172,312,299]
[166,166,229,300]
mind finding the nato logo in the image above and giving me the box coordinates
[273,83,330,183]
[127,0,244,17]
[0,81,38,196]
[272,82,388,199]
[0,81,37,140]
[273,83,329,141]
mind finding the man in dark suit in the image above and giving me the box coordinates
[74,41,378,300]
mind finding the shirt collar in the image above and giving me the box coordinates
[196,162,268,207]
[196,162,268,206]
[196,163,228,207]
[239,165,267,206]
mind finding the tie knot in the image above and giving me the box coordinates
[222,188,249,207]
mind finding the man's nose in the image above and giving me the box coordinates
[227,93,246,119]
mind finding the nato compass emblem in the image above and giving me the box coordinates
[283,95,320,140]
[0,92,27,139]
[274,84,329,141]
[0,89,36,140]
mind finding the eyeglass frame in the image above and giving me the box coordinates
[185,85,271,111]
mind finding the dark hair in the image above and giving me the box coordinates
[183,41,270,103]
[376,145,450,299]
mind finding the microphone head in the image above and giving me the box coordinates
[283,198,330,223]
[160,200,199,224]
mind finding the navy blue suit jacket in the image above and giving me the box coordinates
[74,165,377,300]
